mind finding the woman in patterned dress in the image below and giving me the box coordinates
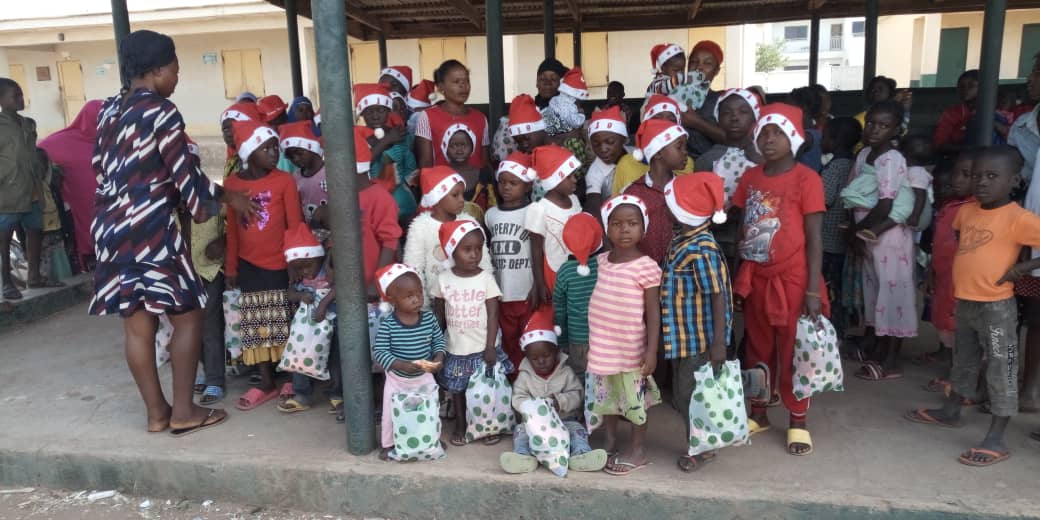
[91,30,255,436]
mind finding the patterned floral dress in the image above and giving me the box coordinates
[90,89,220,316]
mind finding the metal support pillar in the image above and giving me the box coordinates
[975,0,1007,146]
[809,13,820,85]
[378,33,388,70]
[310,0,375,456]
[110,0,131,86]
[572,26,582,67]
[486,0,505,136]
[863,0,878,87]
[544,0,555,59]
[286,0,304,98]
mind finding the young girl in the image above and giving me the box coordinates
[584,106,628,213]
[414,60,490,169]
[403,166,492,308]
[224,119,304,411]
[623,118,689,265]
[613,95,694,196]
[732,103,826,456]
[526,144,583,306]
[848,101,919,382]
[485,152,536,373]
[432,220,513,446]
[442,123,496,222]
[645,43,686,95]
[587,195,662,476]
[356,83,419,229]
[279,120,326,222]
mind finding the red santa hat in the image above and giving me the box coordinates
[283,221,325,262]
[642,94,686,123]
[256,95,288,123]
[379,65,413,90]
[221,101,261,124]
[530,144,580,192]
[664,173,728,227]
[408,79,436,109]
[439,220,485,266]
[508,94,546,137]
[631,118,688,163]
[420,166,465,208]
[354,126,374,174]
[588,105,628,138]
[279,120,323,156]
[651,43,685,73]
[233,119,279,163]
[354,83,394,116]
[375,262,420,312]
[558,67,589,100]
[713,88,763,121]
[495,151,537,183]
[601,194,649,232]
[753,103,806,157]
[519,306,560,351]
[440,123,477,162]
[562,212,603,277]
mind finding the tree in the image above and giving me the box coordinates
[755,39,789,74]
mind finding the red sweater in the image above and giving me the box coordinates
[224,169,303,276]
[359,184,402,285]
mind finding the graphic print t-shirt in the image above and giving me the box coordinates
[731,163,825,265]
[485,205,533,302]
[431,270,503,356]
[953,201,1040,301]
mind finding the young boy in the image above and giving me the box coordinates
[279,120,327,221]
[624,118,689,265]
[906,145,1040,467]
[356,83,418,228]
[553,212,603,379]
[584,106,628,212]
[526,144,583,305]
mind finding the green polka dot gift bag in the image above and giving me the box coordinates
[222,289,243,360]
[667,70,710,112]
[519,399,570,477]
[277,288,335,381]
[688,360,750,456]
[388,383,445,462]
[793,315,844,401]
[155,313,173,368]
[464,361,516,442]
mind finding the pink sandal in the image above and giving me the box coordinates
[236,387,280,411]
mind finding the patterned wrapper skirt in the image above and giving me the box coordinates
[238,260,292,365]
[436,344,514,394]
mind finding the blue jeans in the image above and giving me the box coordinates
[290,332,342,404]
[513,419,590,456]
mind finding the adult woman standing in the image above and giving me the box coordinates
[92,30,254,435]
[414,60,490,169]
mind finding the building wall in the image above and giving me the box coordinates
[939,9,1040,80]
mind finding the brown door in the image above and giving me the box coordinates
[57,60,85,124]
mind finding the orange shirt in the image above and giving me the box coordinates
[953,201,1040,301]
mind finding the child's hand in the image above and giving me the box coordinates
[224,190,260,222]
[482,347,497,368]
[550,396,560,413]
[383,127,407,145]
[204,238,225,262]
[640,350,657,377]
[300,292,315,305]
[803,293,822,319]
[998,263,1030,285]
[313,303,327,322]
[225,275,238,289]
[709,341,726,371]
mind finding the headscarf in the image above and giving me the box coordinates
[287,96,321,136]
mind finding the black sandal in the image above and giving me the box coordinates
[2,285,22,301]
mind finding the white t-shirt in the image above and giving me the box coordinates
[402,212,493,309]
[430,270,502,356]
[485,205,533,302]
[585,157,616,196]
[524,195,582,274]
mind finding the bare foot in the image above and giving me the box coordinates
[379,447,392,461]
[147,405,172,433]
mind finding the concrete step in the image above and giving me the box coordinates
[0,273,91,331]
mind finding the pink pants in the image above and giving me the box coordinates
[381,371,437,448]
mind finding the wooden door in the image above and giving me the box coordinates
[936,28,969,87]
[57,60,85,124]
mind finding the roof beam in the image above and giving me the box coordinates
[444,0,483,28]
[566,0,582,23]
[808,0,827,9]
[688,0,704,21]
[346,0,386,32]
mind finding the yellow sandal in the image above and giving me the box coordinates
[787,428,813,456]
[748,418,771,436]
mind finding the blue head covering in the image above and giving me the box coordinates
[287,96,321,136]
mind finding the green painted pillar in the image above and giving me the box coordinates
[286,0,304,98]
[378,33,388,70]
[975,0,1007,146]
[809,13,820,85]
[544,0,555,60]
[310,0,375,456]
[110,0,130,86]
[486,0,505,136]
[863,0,878,88]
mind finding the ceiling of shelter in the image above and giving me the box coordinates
[268,0,1040,40]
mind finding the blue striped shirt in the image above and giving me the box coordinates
[372,310,446,378]
[661,224,732,360]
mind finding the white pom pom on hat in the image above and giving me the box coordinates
[576,264,591,277]
[631,149,645,163]
[553,325,563,336]
[379,301,393,313]
[374,127,385,139]
[712,210,727,224]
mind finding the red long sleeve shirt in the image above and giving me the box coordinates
[224,169,303,277]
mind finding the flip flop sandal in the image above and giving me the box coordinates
[235,387,280,411]
[603,458,650,476]
[328,398,344,414]
[482,434,503,446]
[569,449,608,472]
[169,409,228,437]
[2,285,22,301]
[787,428,814,456]
[449,435,468,447]
[766,393,782,407]
[499,452,538,474]
[748,418,771,436]
[199,386,225,405]
[855,362,903,381]
[676,452,715,473]
[277,398,311,413]
[923,378,949,393]
[957,448,1010,467]
[903,408,960,428]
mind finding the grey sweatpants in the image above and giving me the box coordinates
[952,298,1019,417]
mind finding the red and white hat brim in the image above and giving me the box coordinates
[713,89,762,121]
[655,44,684,73]
[442,221,484,261]
[642,100,686,123]
[285,245,325,262]
[407,96,431,109]
[280,136,323,156]
[663,179,711,228]
[588,118,628,138]
[237,126,279,162]
[558,82,589,100]
[440,123,477,162]
[520,329,558,350]
[753,113,805,157]
[539,155,580,192]
[635,124,687,163]
[380,68,411,89]
[377,263,418,299]
[421,172,465,208]
[221,109,252,123]
[508,119,546,137]
[357,94,393,113]
[601,194,650,232]
[496,160,537,183]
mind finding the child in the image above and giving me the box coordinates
[403,166,492,308]
[378,65,413,96]
[224,119,304,410]
[406,79,436,134]
[732,103,826,456]
[553,212,603,379]
[612,95,694,196]
[906,145,1040,467]
[902,134,935,232]
[600,81,634,130]
[646,43,686,95]
[441,122,496,222]
[356,83,419,228]
[485,152,536,373]
[504,94,555,200]
[526,145,583,306]
[543,67,589,137]
[431,220,512,446]
[848,101,919,381]
[584,106,629,212]
[372,263,447,460]
[819,117,863,343]
[623,118,689,265]
[588,194,662,476]
[500,308,609,475]
[279,120,326,221]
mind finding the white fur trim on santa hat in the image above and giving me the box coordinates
[377,264,418,299]
[713,89,762,121]
[663,179,712,228]
[441,123,477,162]
[601,194,650,232]
[280,136,324,156]
[237,126,279,162]
[519,328,558,351]
[508,118,546,137]
[408,95,431,109]
[753,113,805,157]
[496,160,537,183]
[380,67,411,89]
[421,172,465,208]
[221,109,252,123]
[558,82,589,101]
[642,99,686,123]
[285,244,325,262]
[655,44,684,73]
[634,124,688,164]
[588,118,628,138]
[540,155,580,192]
[356,92,393,113]
[442,222,484,267]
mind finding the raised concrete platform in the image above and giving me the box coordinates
[2,306,1040,519]
[0,273,91,331]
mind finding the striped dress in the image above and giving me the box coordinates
[90,89,220,316]
[586,253,662,375]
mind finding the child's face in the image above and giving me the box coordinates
[958,76,979,103]
[388,273,424,314]
[951,158,975,198]
[363,105,390,128]
[452,230,484,272]
[379,75,408,96]
[436,182,466,216]
[651,112,679,124]
[902,139,932,166]
[868,80,892,104]
[290,257,323,281]
[718,96,755,143]
[438,66,471,105]
[249,137,281,171]
[446,131,474,164]
[606,204,644,250]
[524,341,558,377]
[514,130,547,154]
[0,85,25,113]
[221,119,236,149]
[286,148,321,172]
[552,173,578,197]
[496,172,531,204]
[661,54,686,78]
[293,103,315,122]
[971,156,1018,207]
[606,83,625,104]
[755,124,792,163]
[688,50,720,82]
[590,132,626,165]
[935,171,954,203]
[862,111,900,148]
[654,136,688,172]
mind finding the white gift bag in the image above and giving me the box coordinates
[277,288,335,381]
[793,315,844,400]
[688,360,750,456]
[519,399,570,477]
[222,289,243,359]
[155,313,173,368]
[464,361,516,442]
[388,383,445,462]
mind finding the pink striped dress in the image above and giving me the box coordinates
[587,253,663,376]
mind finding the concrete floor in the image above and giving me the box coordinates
[2,305,1040,518]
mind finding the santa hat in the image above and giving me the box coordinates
[408,80,436,109]
[631,118,688,163]
[375,263,419,312]
[558,67,589,100]
[221,101,261,124]
[279,120,323,156]
[257,95,288,123]
[508,94,546,137]
[379,65,413,90]
[420,166,465,208]
[588,105,628,138]
[496,151,537,183]
[664,173,728,227]
[354,126,373,174]
[601,194,649,232]
[753,103,806,156]
[562,212,603,277]
[530,144,580,192]
[440,123,476,162]
[691,40,724,65]
[233,119,279,163]
[519,307,560,351]
[713,88,763,121]
[283,221,325,262]
[354,83,394,117]
[651,43,684,73]
[439,220,484,267]
[642,94,685,123]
